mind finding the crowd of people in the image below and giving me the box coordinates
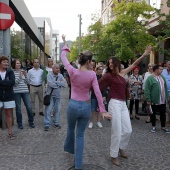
[0,36,170,169]
[0,56,66,139]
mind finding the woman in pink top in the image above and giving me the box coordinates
[61,36,111,170]
[99,46,152,166]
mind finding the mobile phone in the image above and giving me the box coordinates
[23,66,27,71]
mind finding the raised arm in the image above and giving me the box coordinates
[121,46,152,76]
[61,35,74,75]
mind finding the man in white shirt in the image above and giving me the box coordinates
[27,59,44,116]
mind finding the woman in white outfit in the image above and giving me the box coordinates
[98,46,152,166]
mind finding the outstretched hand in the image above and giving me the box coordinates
[102,112,112,120]
[143,45,152,57]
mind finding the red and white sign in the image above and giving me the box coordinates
[0,2,15,30]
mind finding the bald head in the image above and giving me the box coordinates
[52,63,59,68]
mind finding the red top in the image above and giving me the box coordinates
[99,73,127,101]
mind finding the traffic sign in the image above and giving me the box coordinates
[0,2,15,30]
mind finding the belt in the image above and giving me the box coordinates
[30,84,42,87]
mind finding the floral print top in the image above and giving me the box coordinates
[129,74,143,100]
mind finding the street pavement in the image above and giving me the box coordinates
[0,86,170,170]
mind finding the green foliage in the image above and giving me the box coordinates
[70,0,156,62]
[69,38,79,61]
[11,29,22,59]
[104,0,156,61]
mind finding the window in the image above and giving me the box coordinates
[149,0,161,9]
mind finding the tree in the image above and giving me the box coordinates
[104,0,156,61]
[11,29,22,59]
[69,13,107,62]
[69,37,79,61]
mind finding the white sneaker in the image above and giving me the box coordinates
[88,122,93,129]
[97,122,103,128]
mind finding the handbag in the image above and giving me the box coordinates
[43,88,54,106]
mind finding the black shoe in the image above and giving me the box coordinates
[135,115,140,120]
[54,124,61,129]
[44,126,49,131]
[161,128,170,133]
[33,113,35,116]
[29,123,35,128]
[145,120,150,123]
[18,125,23,129]
[39,112,44,116]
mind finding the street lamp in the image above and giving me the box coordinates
[78,14,82,55]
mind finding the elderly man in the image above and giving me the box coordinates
[27,58,44,116]
[145,64,170,133]
[162,61,170,126]
[44,64,66,131]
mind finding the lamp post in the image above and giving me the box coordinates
[78,14,82,55]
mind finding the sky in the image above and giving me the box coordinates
[23,0,101,41]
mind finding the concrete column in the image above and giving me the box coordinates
[0,0,11,65]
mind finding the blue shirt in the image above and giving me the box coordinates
[162,69,170,94]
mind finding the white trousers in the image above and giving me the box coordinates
[109,99,132,158]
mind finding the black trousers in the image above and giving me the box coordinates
[68,84,71,99]
[151,104,166,127]
[130,99,139,115]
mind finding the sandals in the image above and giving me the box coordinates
[8,133,15,140]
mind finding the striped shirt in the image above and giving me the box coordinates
[13,70,29,93]
[154,75,165,104]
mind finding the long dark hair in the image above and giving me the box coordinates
[78,50,93,65]
[11,59,23,69]
[106,57,121,74]
[25,59,33,66]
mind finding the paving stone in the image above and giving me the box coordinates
[0,87,170,170]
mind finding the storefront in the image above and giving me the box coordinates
[9,0,44,65]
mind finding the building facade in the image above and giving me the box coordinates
[52,30,59,63]
[100,0,170,64]
[9,0,44,65]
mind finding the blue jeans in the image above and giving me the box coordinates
[44,97,61,127]
[64,99,91,169]
[14,93,34,126]
[91,98,98,112]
